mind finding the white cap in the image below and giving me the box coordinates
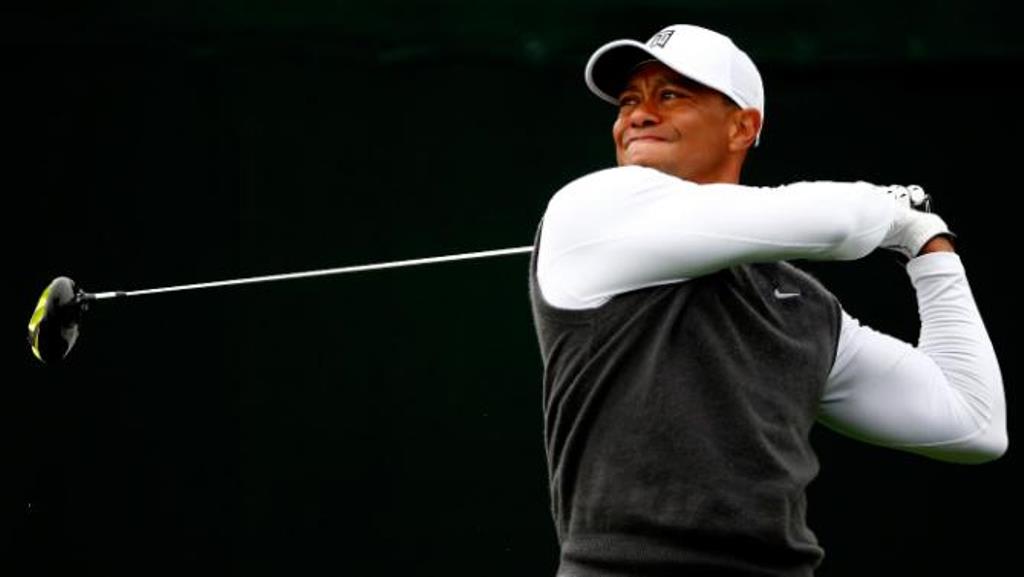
[585,24,765,145]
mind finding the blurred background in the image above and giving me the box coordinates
[4,1,1020,575]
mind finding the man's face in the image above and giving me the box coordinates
[612,62,739,183]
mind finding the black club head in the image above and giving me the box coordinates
[27,276,89,364]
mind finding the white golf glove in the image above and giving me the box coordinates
[878,184,955,260]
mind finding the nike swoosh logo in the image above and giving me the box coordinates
[773,288,801,300]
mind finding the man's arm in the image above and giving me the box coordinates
[818,251,1007,464]
[919,235,956,255]
[538,165,899,309]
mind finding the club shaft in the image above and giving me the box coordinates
[88,245,535,301]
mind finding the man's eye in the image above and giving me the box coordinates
[661,90,683,100]
[618,95,639,107]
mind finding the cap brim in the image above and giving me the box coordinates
[585,40,660,105]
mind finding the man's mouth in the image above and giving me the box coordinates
[625,136,667,148]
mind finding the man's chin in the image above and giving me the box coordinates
[620,157,674,175]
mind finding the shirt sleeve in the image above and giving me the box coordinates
[818,252,1007,464]
[537,165,897,309]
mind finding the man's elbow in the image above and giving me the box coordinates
[927,429,1009,464]
[967,431,1009,464]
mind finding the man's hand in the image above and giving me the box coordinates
[878,185,955,259]
[882,184,931,212]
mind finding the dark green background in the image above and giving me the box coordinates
[5,2,1020,575]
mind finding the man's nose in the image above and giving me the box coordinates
[628,98,660,127]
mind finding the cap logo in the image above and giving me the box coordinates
[648,29,674,49]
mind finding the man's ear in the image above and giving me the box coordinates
[728,108,762,152]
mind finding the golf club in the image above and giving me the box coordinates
[27,245,534,365]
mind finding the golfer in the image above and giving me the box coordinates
[529,24,1007,576]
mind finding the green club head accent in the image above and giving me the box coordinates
[27,276,86,364]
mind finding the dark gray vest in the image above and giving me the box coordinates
[529,225,842,576]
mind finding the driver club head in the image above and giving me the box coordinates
[27,276,89,364]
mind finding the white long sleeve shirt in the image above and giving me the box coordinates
[536,165,1007,464]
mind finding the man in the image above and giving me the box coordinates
[528,24,1007,576]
